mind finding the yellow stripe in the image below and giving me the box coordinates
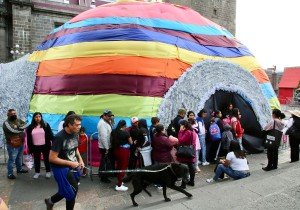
[29,41,261,72]
[29,94,162,117]
[268,97,281,110]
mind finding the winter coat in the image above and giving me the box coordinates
[152,133,174,163]
[176,129,196,163]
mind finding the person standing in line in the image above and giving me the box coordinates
[78,127,88,177]
[97,109,113,183]
[231,108,244,151]
[3,109,28,179]
[57,111,76,132]
[172,108,186,137]
[26,112,54,179]
[45,114,84,210]
[149,117,160,142]
[196,109,209,166]
[263,109,285,171]
[286,110,300,163]
[111,120,133,191]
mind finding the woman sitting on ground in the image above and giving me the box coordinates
[206,141,250,183]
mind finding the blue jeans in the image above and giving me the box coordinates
[7,144,24,175]
[213,164,250,181]
[237,137,243,151]
[199,134,207,163]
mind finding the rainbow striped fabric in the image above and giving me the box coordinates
[29,1,279,134]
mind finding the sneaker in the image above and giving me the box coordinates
[202,162,210,166]
[115,184,128,191]
[45,172,51,179]
[206,178,215,183]
[44,198,54,210]
[33,173,40,179]
[7,174,16,179]
[17,169,28,173]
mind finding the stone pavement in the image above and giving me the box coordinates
[0,147,298,210]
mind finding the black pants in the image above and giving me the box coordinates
[50,170,78,210]
[33,145,50,173]
[98,149,113,179]
[267,146,279,168]
[290,138,300,162]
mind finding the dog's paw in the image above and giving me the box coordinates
[186,193,193,198]
[165,198,171,202]
[133,202,139,207]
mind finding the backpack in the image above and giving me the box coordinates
[209,123,221,141]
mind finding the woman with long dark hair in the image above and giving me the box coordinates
[206,141,250,183]
[111,120,133,191]
[263,109,285,171]
[26,112,54,179]
[177,120,196,188]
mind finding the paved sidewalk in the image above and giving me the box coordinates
[0,147,298,210]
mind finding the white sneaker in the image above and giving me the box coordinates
[202,162,210,166]
[115,184,128,191]
[45,172,51,179]
[33,173,40,179]
[206,178,215,183]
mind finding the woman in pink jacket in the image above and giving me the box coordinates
[177,120,196,188]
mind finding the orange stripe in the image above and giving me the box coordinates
[251,68,270,83]
[37,56,191,79]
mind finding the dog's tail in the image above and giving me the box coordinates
[122,174,133,183]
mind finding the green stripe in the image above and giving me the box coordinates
[29,94,162,117]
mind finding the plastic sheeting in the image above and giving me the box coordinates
[0,55,38,142]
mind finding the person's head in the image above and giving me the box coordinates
[79,127,85,135]
[178,108,186,118]
[64,114,82,134]
[116,120,127,131]
[187,111,195,120]
[7,109,17,121]
[155,124,165,134]
[197,109,207,118]
[215,110,222,118]
[224,123,232,131]
[30,112,45,128]
[179,119,192,131]
[138,119,148,130]
[131,117,139,126]
[228,103,234,110]
[63,111,76,121]
[272,109,285,119]
[232,108,240,118]
[151,117,160,126]
[230,141,246,159]
[102,109,114,122]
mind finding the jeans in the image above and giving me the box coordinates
[194,149,200,169]
[237,137,243,151]
[213,164,250,180]
[7,144,23,175]
[198,134,207,163]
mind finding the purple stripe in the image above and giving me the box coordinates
[34,74,175,97]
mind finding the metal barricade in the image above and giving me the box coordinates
[87,132,100,181]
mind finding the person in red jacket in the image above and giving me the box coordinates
[231,108,244,151]
[78,127,88,176]
[177,120,196,188]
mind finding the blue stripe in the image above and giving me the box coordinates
[52,17,233,37]
[38,28,251,57]
[27,113,151,137]
[260,82,277,99]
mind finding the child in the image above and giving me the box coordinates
[78,127,88,176]
[209,117,222,161]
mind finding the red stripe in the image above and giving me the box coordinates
[45,24,241,48]
[34,74,175,97]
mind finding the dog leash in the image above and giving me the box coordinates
[72,165,171,174]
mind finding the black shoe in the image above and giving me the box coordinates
[187,181,195,186]
[262,167,273,171]
[44,198,54,210]
[100,178,111,183]
[7,174,16,179]
[17,169,28,173]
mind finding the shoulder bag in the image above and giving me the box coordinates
[176,131,195,158]
[265,121,282,148]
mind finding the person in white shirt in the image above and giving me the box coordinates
[206,141,250,183]
[97,109,113,183]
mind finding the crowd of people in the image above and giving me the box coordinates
[1,106,300,210]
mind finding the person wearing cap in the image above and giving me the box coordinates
[97,109,114,183]
[286,110,300,163]
[172,108,187,137]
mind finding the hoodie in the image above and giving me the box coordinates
[222,124,234,150]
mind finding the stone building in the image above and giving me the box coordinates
[0,0,236,62]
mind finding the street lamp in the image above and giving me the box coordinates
[10,44,25,60]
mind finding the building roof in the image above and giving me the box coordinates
[278,67,300,88]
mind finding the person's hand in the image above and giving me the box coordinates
[70,161,80,169]
[133,140,137,145]
[79,159,85,169]
[219,159,225,164]
[180,125,184,131]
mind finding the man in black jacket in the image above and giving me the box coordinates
[172,108,186,137]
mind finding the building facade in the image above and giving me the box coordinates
[0,0,236,62]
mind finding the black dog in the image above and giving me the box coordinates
[123,163,193,206]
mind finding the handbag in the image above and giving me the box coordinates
[8,135,23,148]
[176,131,195,158]
[265,121,283,148]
